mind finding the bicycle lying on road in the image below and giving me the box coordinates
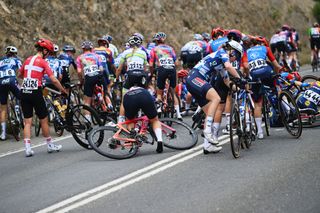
[88,115,198,159]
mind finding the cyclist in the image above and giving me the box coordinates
[58,44,77,86]
[19,38,67,157]
[206,27,227,54]
[270,29,281,57]
[176,69,194,116]
[296,81,320,113]
[202,32,211,44]
[291,27,300,70]
[76,40,104,112]
[44,44,63,87]
[277,24,293,69]
[0,46,22,140]
[180,34,207,70]
[308,22,320,66]
[133,32,150,62]
[115,35,149,123]
[149,32,182,120]
[242,36,282,139]
[94,36,116,109]
[105,34,119,58]
[186,40,243,154]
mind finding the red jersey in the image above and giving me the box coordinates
[20,55,53,89]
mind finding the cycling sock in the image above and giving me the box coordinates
[154,128,163,142]
[1,122,5,135]
[256,117,263,134]
[118,115,125,123]
[212,122,220,137]
[175,105,181,118]
[24,138,31,150]
[185,103,190,110]
[45,137,52,145]
[204,116,213,133]
[225,113,230,126]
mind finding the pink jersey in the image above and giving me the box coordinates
[76,52,102,76]
[149,44,176,69]
[20,55,53,88]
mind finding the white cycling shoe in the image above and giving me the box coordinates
[203,131,219,145]
[47,144,62,153]
[25,149,34,157]
[203,143,222,154]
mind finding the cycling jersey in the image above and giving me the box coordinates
[108,43,119,58]
[45,56,62,79]
[297,81,320,112]
[206,37,229,54]
[94,46,114,76]
[309,27,320,39]
[0,56,22,78]
[180,40,207,69]
[76,52,102,77]
[149,44,176,69]
[58,52,76,84]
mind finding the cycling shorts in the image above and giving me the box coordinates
[123,88,157,120]
[0,77,20,105]
[84,74,106,97]
[123,70,148,89]
[250,65,275,102]
[276,41,292,53]
[180,50,202,69]
[156,67,176,90]
[212,74,229,104]
[61,67,71,85]
[310,38,320,50]
[186,70,211,107]
[21,88,48,119]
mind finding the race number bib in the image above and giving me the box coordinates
[159,57,174,68]
[127,61,144,71]
[99,55,107,63]
[0,69,15,78]
[22,78,38,90]
[84,65,99,75]
[248,59,267,71]
[188,45,202,53]
[303,90,320,105]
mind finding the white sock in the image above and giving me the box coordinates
[154,128,163,142]
[185,103,190,110]
[1,122,6,135]
[118,115,125,123]
[212,122,220,137]
[175,105,181,118]
[203,138,210,148]
[204,116,213,133]
[225,113,230,126]
[24,138,31,150]
[256,117,263,134]
[46,137,52,145]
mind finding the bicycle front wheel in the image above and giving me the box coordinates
[160,118,198,150]
[69,104,104,149]
[88,126,139,159]
[278,90,302,138]
[230,99,242,158]
[262,95,271,136]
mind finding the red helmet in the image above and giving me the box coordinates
[178,69,189,78]
[291,71,301,81]
[254,36,269,46]
[35,38,54,52]
[211,27,225,39]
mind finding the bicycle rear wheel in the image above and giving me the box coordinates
[34,116,41,137]
[7,104,21,141]
[88,126,139,159]
[69,104,104,149]
[160,118,198,150]
[301,75,320,84]
[244,96,257,149]
[191,110,205,130]
[278,90,302,138]
[230,97,242,158]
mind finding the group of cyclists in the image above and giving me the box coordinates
[0,23,319,157]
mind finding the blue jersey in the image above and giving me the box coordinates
[58,53,77,70]
[0,56,22,79]
[246,46,269,71]
[45,56,62,79]
[208,37,228,53]
[193,48,230,81]
[297,82,320,111]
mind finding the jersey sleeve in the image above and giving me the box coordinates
[266,46,276,62]
[43,60,54,77]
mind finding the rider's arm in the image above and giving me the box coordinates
[224,61,240,79]
[266,46,282,73]
[44,63,67,94]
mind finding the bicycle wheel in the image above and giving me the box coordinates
[68,104,104,149]
[230,97,242,158]
[70,89,81,106]
[243,96,257,149]
[301,75,320,84]
[159,118,198,150]
[34,116,41,137]
[191,110,205,130]
[262,95,271,136]
[88,126,139,159]
[163,89,175,119]
[278,90,302,138]
[7,104,21,141]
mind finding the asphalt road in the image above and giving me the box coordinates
[0,66,319,213]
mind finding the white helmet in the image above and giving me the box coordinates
[227,40,243,57]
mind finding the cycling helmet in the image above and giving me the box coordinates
[202,32,210,41]
[5,46,18,54]
[133,32,144,41]
[254,36,269,46]
[194,33,204,41]
[81,40,93,50]
[178,69,189,78]
[226,40,243,57]
[227,29,242,42]
[281,24,290,31]
[211,27,225,39]
[35,38,54,52]
[128,35,142,46]
[153,32,167,41]
[98,36,109,44]
[62,45,76,53]
[53,44,59,53]
[105,34,113,42]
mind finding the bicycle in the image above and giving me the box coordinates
[37,83,104,149]
[7,92,24,141]
[88,115,198,159]
[229,80,257,158]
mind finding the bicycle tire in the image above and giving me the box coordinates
[163,89,175,119]
[278,90,302,138]
[243,96,257,149]
[159,118,198,150]
[191,110,204,130]
[88,126,139,160]
[230,96,241,158]
[68,104,104,149]
[301,75,320,84]
[7,104,20,141]
[70,89,81,106]
[34,116,41,137]
[262,95,271,136]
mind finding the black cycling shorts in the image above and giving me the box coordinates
[123,88,157,120]
[276,41,292,53]
[180,51,202,69]
[156,67,176,90]
[185,72,211,107]
[213,75,229,104]
[0,77,20,105]
[21,88,48,119]
[84,74,105,97]
[61,67,71,85]
[310,38,320,50]
[123,70,148,89]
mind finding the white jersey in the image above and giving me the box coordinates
[119,47,148,71]
[109,43,119,58]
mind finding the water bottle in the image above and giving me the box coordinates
[14,105,20,114]
[239,105,245,118]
